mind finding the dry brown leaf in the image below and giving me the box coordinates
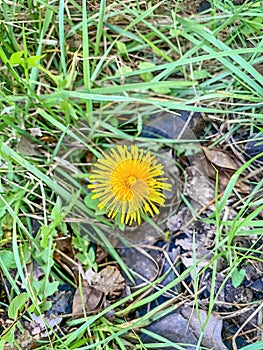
[72,281,103,318]
[185,163,215,210]
[96,246,109,263]
[17,135,41,156]
[202,146,241,170]
[3,330,38,350]
[72,266,125,318]
[98,266,125,295]
[202,147,250,193]
[84,266,125,295]
[176,231,216,276]
[234,178,251,194]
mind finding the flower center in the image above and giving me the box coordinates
[125,175,137,188]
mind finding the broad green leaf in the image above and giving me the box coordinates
[51,200,64,223]
[151,86,171,94]
[32,279,58,297]
[116,41,128,56]
[39,224,56,249]
[0,250,16,269]
[139,62,155,82]
[115,66,133,78]
[27,54,46,68]
[45,281,59,297]
[84,193,107,215]
[84,192,99,210]
[9,51,24,65]
[232,267,246,288]
[39,300,52,312]
[8,292,29,319]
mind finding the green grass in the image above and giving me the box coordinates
[0,0,263,349]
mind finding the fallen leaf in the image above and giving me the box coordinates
[96,245,108,263]
[118,246,159,286]
[202,147,250,193]
[72,281,103,318]
[166,207,192,232]
[84,266,125,296]
[97,266,125,295]
[72,266,125,318]
[185,163,215,210]
[39,135,57,144]
[8,329,38,350]
[17,135,41,156]
[47,286,74,317]
[202,146,241,171]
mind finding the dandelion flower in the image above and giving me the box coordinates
[88,145,171,225]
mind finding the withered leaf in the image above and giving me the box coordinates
[85,266,125,295]
[72,281,103,318]
[17,135,41,156]
[202,147,250,193]
[73,266,125,318]
[202,146,241,171]
[185,164,214,210]
[98,266,125,295]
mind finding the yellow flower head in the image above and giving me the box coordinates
[88,145,171,225]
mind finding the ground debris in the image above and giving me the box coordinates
[72,265,126,318]
[142,305,228,350]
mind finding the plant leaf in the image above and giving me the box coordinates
[8,292,29,319]
[232,267,246,288]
